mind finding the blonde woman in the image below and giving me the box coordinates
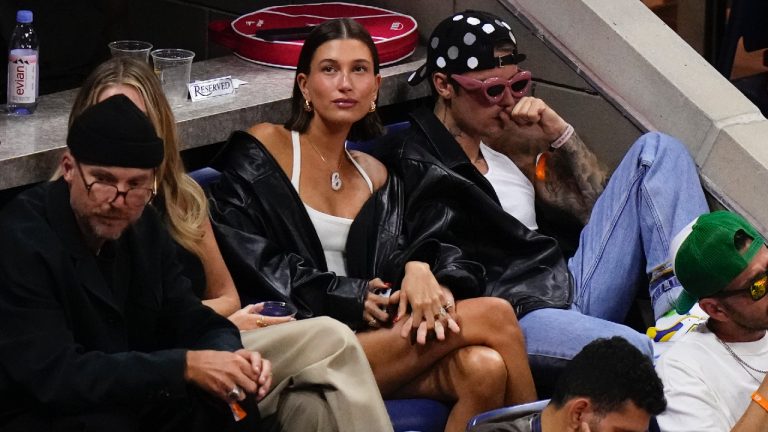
[65,56,393,432]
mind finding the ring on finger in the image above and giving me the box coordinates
[368,318,377,327]
[227,386,243,400]
[257,316,267,327]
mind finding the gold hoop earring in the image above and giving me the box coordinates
[369,100,376,113]
[304,99,313,112]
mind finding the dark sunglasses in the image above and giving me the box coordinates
[450,70,532,104]
[712,272,768,302]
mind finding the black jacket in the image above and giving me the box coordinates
[377,107,573,317]
[0,179,243,420]
[207,131,484,330]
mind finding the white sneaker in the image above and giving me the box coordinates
[647,308,706,343]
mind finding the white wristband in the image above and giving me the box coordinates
[549,123,574,151]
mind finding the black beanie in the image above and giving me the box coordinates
[67,94,164,168]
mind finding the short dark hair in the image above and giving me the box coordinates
[550,337,666,416]
[284,18,384,141]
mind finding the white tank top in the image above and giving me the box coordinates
[480,142,538,230]
[290,130,373,275]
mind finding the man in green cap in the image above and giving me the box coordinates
[656,210,768,431]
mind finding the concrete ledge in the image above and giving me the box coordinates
[0,51,428,191]
[506,0,768,227]
[702,121,768,232]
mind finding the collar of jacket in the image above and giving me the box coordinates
[213,130,329,270]
[46,178,127,312]
[407,107,501,202]
[47,178,100,258]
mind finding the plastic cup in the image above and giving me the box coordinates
[259,301,297,318]
[150,48,195,107]
[108,40,153,62]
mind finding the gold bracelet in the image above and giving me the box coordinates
[751,391,768,412]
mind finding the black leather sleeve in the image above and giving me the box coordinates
[207,132,369,329]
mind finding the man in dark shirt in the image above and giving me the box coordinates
[470,337,666,432]
[0,95,268,431]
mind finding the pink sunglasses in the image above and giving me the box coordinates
[451,70,532,104]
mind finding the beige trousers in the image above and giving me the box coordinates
[241,317,393,432]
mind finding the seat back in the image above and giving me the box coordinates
[346,120,411,154]
[466,399,550,430]
[187,166,222,187]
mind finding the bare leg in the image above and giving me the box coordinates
[392,345,508,432]
[357,297,536,410]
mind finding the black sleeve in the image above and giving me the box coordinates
[208,171,369,329]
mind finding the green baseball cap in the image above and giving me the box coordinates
[671,211,765,314]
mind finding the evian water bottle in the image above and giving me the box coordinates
[7,10,39,115]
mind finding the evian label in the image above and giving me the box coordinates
[8,50,38,104]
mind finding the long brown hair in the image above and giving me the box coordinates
[63,57,208,258]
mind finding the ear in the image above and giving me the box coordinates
[565,398,591,430]
[61,151,75,183]
[432,72,454,100]
[373,73,382,100]
[699,298,730,321]
[297,73,309,101]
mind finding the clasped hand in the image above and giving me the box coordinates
[185,349,272,402]
[395,262,460,344]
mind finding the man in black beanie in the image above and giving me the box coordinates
[0,95,266,431]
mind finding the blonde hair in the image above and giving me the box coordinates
[62,57,208,258]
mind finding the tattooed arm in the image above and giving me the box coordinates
[534,131,608,224]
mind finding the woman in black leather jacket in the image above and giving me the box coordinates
[209,18,536,431]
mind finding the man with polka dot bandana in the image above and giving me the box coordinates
[380,10,710,391]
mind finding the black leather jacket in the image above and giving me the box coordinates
[207,130,484,330]
[377,107,573,317]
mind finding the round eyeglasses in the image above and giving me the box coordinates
[76,162,156,208]
[450,70,532,104]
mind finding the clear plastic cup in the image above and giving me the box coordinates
[150,48,195,107]
[108,40,153,62]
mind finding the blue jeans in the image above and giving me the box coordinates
[520,132,708,378]
[568,132,708,321]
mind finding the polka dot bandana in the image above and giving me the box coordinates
[408,10,526,86]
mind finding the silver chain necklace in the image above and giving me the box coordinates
[716,336,768,384]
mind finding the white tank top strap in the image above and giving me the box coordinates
[346,149,374,193]
[290,130,301,191]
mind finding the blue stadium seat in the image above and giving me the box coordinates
[346,120,411,153]
[187,166,222,186]
[385,399,451,432]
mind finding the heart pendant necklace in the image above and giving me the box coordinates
[305,135,344,191]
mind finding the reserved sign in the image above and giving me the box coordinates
[188,76,235,101]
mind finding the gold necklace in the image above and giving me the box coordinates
[304,135,344,191]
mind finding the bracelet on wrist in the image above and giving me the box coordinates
[548,123,574,152]
[752,391,768,412]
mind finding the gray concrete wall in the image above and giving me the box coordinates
[502,0,768,231]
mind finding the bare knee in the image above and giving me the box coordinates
[460,297,525,344]
[454,346,507,398]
